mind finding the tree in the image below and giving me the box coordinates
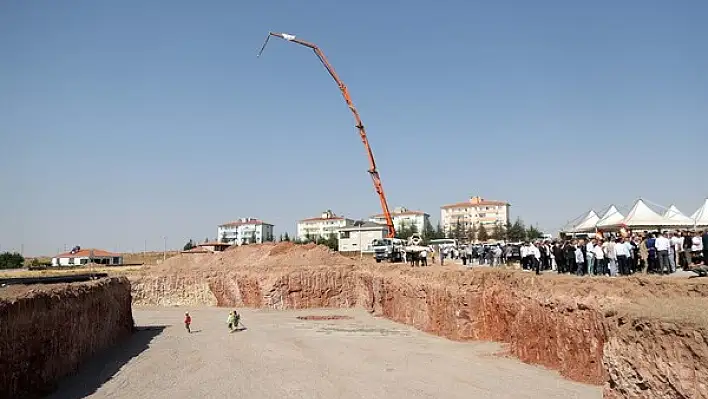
[204,237,209,244]
[477,224,489,242]
[526,224,544,240]
[251,231,257,244]
[507,218,527,242]
[0,252,24,270]
[283,232,291,242]
[397,221,414,240]
[491,222,505,241]
[313,234,337,250]
[453,219,464,240]
[434,222,445,239]
[467,223,477,242]
[183,239,196,251]
[422,219,435,242]
[278,234,284,242]
[220,232,229,243]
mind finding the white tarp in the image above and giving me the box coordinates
[596,205,624,228]
[617,199,669,228]
[692,199,708,227]
[569,210,599,232]
[662,205,695,227]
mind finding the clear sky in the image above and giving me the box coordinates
[1,1,707,255]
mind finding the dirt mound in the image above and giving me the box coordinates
[146,243,358,274]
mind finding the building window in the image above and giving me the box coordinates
[68,258,74,265]
[80,259,89,265]
[340,231,351,239]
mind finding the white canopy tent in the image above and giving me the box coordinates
[595,205,624,229]
[692,199,708,227]
[662,205,695,227]
[606,199,668,230]
[568,210,599,233]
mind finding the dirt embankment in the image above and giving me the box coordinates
[0,277,134,399]
[131,243,708,398]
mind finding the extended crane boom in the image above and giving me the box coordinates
[258,32,396,238]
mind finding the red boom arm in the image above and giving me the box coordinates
[258,32,396,238]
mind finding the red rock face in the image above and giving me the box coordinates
[131,244,708,398]
[0,277,134,399]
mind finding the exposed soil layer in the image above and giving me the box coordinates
[0,277,134,399]
[132,243,708,398]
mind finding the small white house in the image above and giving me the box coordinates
[338,222,388,253]
[52,248,123,266]
[217,218,274,245]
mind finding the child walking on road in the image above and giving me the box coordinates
[184,312,192,333]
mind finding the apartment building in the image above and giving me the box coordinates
[297,210,354,241]
[369,206,429,233]
[217,218,274,245]
[440,196,510,233]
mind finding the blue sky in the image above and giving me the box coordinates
[1,0,706,255]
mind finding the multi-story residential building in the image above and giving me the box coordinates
[296,210,354,241]
[369,206,430,233]
[440,196,510,233]
[217,218,274,245]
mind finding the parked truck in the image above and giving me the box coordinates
[372,237,405,263]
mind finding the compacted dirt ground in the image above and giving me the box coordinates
[51,307,600,399]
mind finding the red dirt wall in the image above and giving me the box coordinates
[0,277,134,399]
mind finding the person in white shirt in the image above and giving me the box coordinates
[668,232,680,273]
[615,237,630,276]
[420,249,428,266]
[654,232,671,274]
[574,244,585,276]
[585,239,596,276]
[532,243,542,275]
[603,238,618,276]
[593,240,606,276]
[692,235,703,253]
[520,243,530,270]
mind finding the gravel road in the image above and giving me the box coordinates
[51,307,601,399]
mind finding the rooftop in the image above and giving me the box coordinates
[441,196,509,209]
[199,242,231,247]
[370,210,428,218]
[219,218,272,227]
[338,221,388,231]
[299,216,347,222]
[54,248,120,258]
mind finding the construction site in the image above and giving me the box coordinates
[3,24,708,399]
[2,243,708,398]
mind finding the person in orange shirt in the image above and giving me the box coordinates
[184,312,192,333]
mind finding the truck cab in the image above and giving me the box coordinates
[372,238,404,263]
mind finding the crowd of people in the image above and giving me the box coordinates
[404,230,708,278]
[518,230,707,276]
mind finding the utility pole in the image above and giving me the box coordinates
[162,236,167,262]
[144,240,147,256]
[359,222,363,261]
